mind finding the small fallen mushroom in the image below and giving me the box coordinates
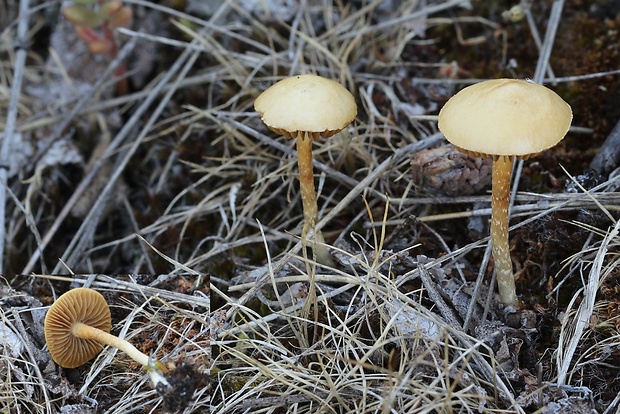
[44,287,208,410]
[44,287,157,369]
[438,79,572,306]
[255,74,357,266]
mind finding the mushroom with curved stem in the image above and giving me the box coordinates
[438,78,572,306]
[255,74,357,266]
[44,287,164,371]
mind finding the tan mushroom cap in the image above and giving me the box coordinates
[254,74,357,140]
[44,287,111,368]
[438,79,572,158]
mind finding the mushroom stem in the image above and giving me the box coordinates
[72,322,150,367]
[490,155,519,306]
[296,132,335,266]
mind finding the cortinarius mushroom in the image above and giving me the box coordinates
[255,74,357,266]
[44,287,150,368]
[438,78,572,306]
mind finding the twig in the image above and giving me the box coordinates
[591,118,620,175]
[417,261,462,328]
[0,0,30,273]
[51,35,202,273]
[21,36,139,274]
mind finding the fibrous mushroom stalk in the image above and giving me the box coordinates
[254,74,357,267]
[437,79,572,306]
[296,131,334,266]
[71,322,150,367]
[490,155,519,306]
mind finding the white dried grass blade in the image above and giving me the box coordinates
[556,220,620,385]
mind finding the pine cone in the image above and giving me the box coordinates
[411,145,492,196]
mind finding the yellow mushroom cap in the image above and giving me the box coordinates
[254,74,357,140]
[438,79,572,158]
[44,288,112,368]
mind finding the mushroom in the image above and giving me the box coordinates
[438,79,572,306]
[44,287,150,368]
[255,74,357,266]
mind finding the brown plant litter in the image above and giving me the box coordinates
[1,0,620,413]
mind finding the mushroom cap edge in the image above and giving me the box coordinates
[438,78,572,157]
[44,287,112,368]
[255,74,357,139]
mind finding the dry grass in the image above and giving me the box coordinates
[1,0,620,413]
[1,275,210,413]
